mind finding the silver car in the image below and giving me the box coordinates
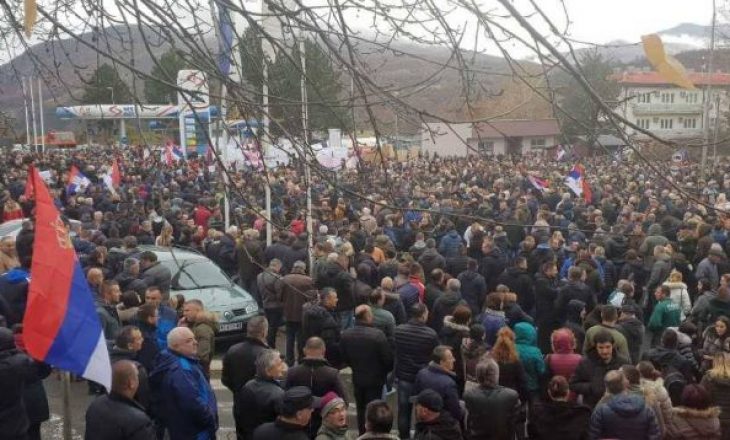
[142,246,260,339]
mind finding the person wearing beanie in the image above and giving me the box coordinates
[315,392,348,440]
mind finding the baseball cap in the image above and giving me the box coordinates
[409,389,443,412]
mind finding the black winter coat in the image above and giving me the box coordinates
[252,419,310,440]
[480,249,508,292]
[394,320,440,382]
[110,347,151,410]
[534,273,560,353]
[302,303,342,367]
[463,385,521,440]
[496,267,535,315]
[532,400,591,440]
[414,364,463,422]
[617,317,645,364]
[569,350,629,408]
[340,323,393,387]
[0,348,50,439]
[84,393,156,440]
[221,337,270,394]
[431,294,466,335]
[413,411,463,440]
[457,270,487,315]
[234,378,284,440]
[285,357,347,400]
[315,262,356,312]
[555,281,596,323]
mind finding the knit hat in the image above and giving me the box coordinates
[318,391,345,417]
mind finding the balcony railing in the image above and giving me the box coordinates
[631,102,703,115]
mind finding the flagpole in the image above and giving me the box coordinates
[29,75,38,152]
[38,77,46,154]
[22,78,31,148]
[62,372,73,440]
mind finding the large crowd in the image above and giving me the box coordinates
[2,146,730,439]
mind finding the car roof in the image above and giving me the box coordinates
[137,245,208,262]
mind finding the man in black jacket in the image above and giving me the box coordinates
[555,266,596,323]
[340,305,394,435]
[235,349,286,440]
[221,316,270,394]
[394,303,439,439]
[569,330,629,408]
[535,261,560,353]
[251,387,315,440]
[463,358,520,440]
[315,254,356,329]
[84,360,156,440]
[285,336,347,437]
[412,389,462,440]
[496,256,535,316]
[302,289,342,368]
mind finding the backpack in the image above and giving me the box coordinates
[662,366,687,406]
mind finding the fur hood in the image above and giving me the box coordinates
[662,281,688,290]
[442,315,470,334]
[673,406,721,419]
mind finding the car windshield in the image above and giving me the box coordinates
[164,258,232,290]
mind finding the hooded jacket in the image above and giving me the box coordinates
[457,269,487,315]
[439,316,470,392]
[665,406,722,440]
[149,350,218,440]
[191,314,218,375]
[514,322,545,392]
[588,393,661,440]
[430,293,466,335]
[532,400,591,440]
[0,267,30,326]
[662,281,692,321]
[545,328,583,380]
[438,230,463,259]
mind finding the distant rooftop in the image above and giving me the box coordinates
[616,71,730,86]
[474,119,560,138]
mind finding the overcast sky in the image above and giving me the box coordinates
[550,0,715,43]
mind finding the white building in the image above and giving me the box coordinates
[421,119,560,156]
[615,70,730,140]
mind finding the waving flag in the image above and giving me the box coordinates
[102,160,122,196]
[23,167,112,390]
[66,165,90,194]
[528,175,549,192]
[163,141,185,166]
[216,0,234,77]
[565,164,592,203]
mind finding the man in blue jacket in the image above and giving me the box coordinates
[145,286,177,350]
[412,345,463,424]
[150,326,218,440]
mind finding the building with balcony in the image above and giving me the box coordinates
[615,70,730,140]
[420,119,561,156]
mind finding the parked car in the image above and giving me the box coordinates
[143,246,260,339]
[0,218,81,238]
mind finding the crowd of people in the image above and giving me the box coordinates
[2,146,730,439]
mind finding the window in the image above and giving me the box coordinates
[686,92,699,104]
[636,119,650,129]
[479,141,494,154]
[530,138,546,148]
[660,92,675,103]
[660,118,674,129]
[683,118,697,129]
[637,92,652,103]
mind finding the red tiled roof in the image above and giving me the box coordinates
[474,119,560,138]
[616,71,730,86]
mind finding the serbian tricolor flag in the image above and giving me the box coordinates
[23,167,112,390]
[163,141,185,166]
[565,164,592,203]
[102,159,122,195]
[66,165,90,194]
[528,174,549,192]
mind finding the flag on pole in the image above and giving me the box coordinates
[565,164,592,203]
[216,0,234,77]
[102,160,121,196]
[23,167,112,391]
[528,175,549,192]
[163,141,185,166]
[66,165,90,194]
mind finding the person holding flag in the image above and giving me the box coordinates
[22,167,112,391]
[564,163,592,204]
[66,165,91,195]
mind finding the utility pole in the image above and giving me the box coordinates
[702,0,717,181]
[22,78,30,147]
[300,37,313,270]
[38,77,45,153]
